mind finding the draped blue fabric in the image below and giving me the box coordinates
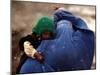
[20,9,95,73]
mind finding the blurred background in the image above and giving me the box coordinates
[11,1,96,74]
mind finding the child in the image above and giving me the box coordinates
[16,16,55,74]
[16,33,44,73]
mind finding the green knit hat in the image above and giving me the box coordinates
[32,16,55,36]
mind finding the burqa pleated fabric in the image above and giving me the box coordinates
[20,9,95,73]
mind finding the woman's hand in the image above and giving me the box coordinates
[34,52,44,63]
[53,5,60,10]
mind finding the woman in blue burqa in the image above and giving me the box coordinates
[19,7,95,74]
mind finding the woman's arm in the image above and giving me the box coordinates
[53,7,89,30]
[53,7,76,24]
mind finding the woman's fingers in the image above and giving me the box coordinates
[53,5,60,10]
[34,52,44,63]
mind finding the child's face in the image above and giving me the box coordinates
[42,32,52,40]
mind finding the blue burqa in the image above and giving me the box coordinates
[20,10,95,74]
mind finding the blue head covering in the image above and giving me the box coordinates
[20,9,95,73]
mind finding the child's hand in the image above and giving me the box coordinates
[24,41,44,63]
[24,41,37,58]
